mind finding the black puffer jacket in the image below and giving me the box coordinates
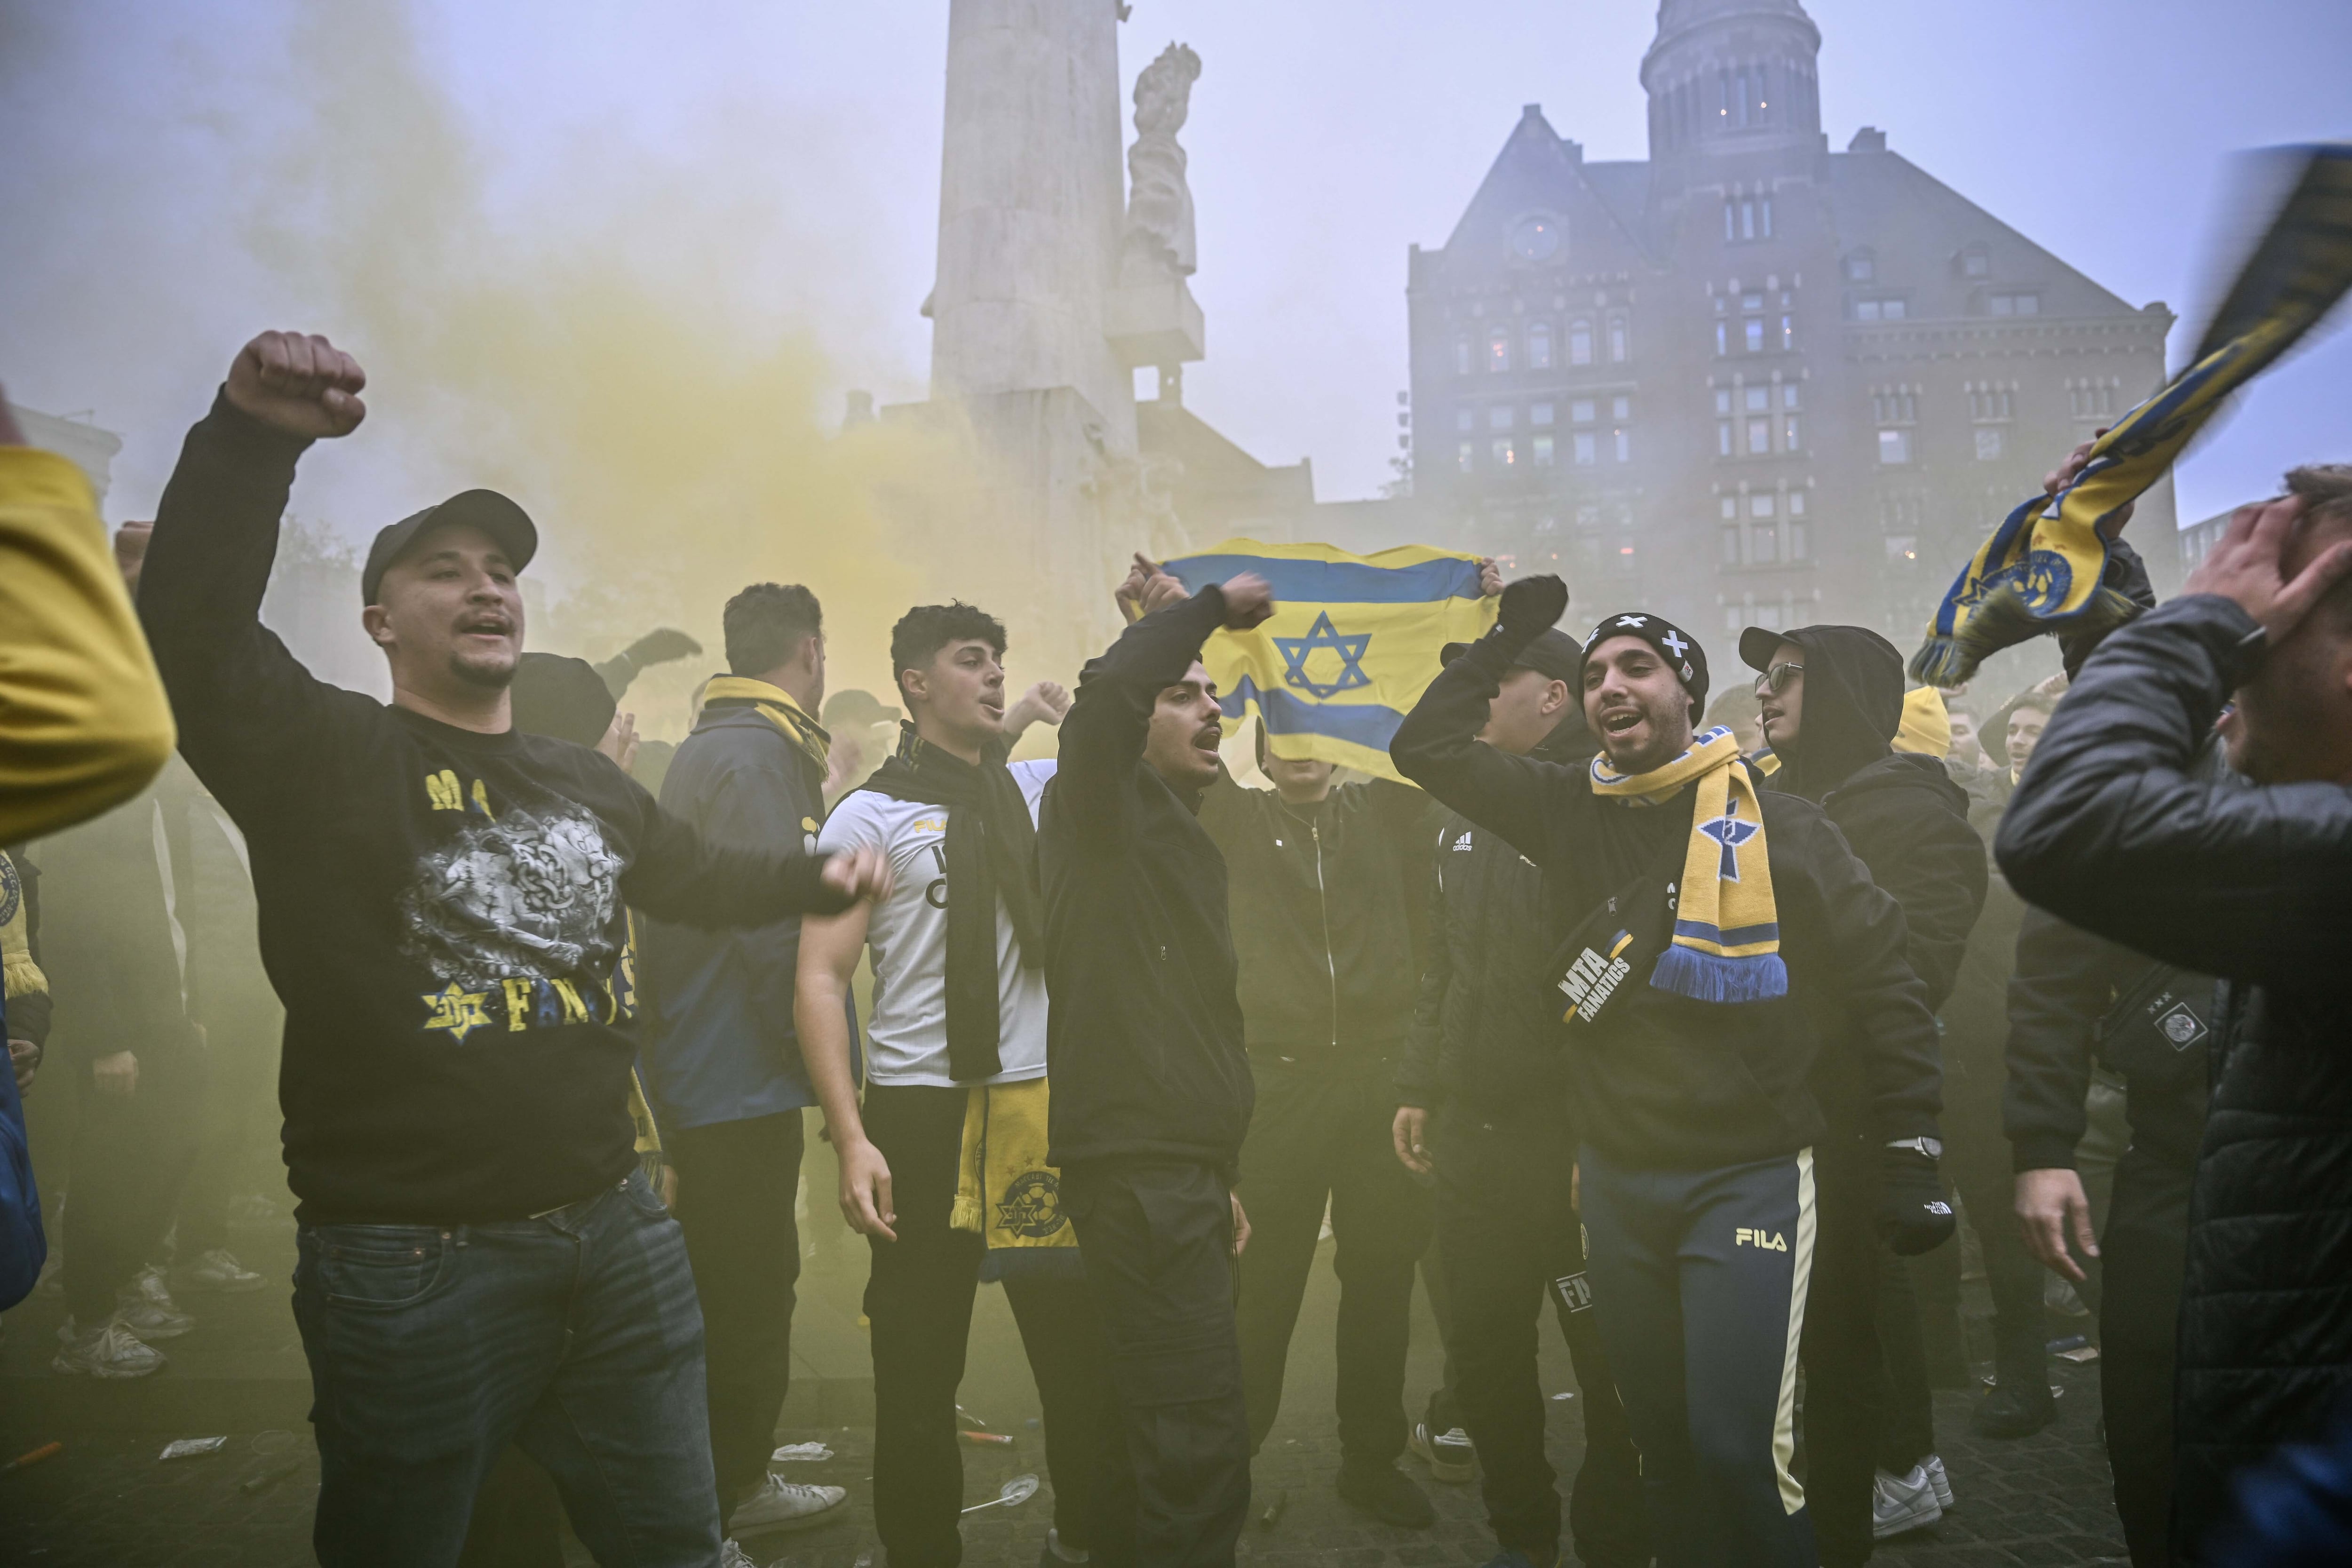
[1994,592,2352,1557]
[1397,716,1599,1118]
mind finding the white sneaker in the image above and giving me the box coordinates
[729,1474,849,1535]
[1921,1452,1954,1510]
[1409,1419,1476,1483]
[52,1314,167,1378]
[1871,1464,1944,1539]
[175,1247,268,1294]
[35,1249,64,1295]
[114,1275,195,1340]
[719,1542,760,1568]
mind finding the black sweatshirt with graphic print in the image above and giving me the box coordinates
[137,394,851,1226]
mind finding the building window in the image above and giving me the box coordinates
[1988,292,2040,316]
[1748,418,1771,454]
[1962,246,1990,279]
[1783,414,1801,450]
[1724,196,1774,242]
[1613,395,1632,421]
[1573,431,1597,465]
[1976,427,2004,461]
[1614,542,1637,575]
[1846,252,1875,282]
[1715,388,1733,416]
[1571,399,1595,424]
[1871,389,1919,424]
[1487,328,1511,373]
[1723,526,1742,564]
[1490,405,1514,430]
[1779,314,1795,350]
[1614,428,1630,462]
[1756,602,1783,631]
[1789,521,1808,560]
[1717,420,1734,456]
[1608,314,1630,362]
[1856,297,1908,322]
[1492,438,1514,466]
[1788,490,1806,517]
[1576,505,1602,531]
[1725,605,1746,632]
[1782,382,1801,410]
[1527,323,1553,371]
[1752,524,1777,563]
[1885,534,1919,563]
[1455,407,1474,433]
[1454,335,1472,376]
[1531,400,1555,426]
[1533,434,1556,467]
[1745,316,1765,352]
[1744,386,1769,414]
[1569,318,1594,366]
[1721,496,1739,520]
[1715,320,1730,357]
[1724,201,1737,242]
[1750,493,1776,518]
[1457,441,1473,473]
[1878,429,1911,464]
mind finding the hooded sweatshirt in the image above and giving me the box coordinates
[1762,626,1986,1012]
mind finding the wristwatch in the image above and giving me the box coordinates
[1884,1136,1943,1160]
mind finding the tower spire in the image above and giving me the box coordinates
[1641,0,1824,170]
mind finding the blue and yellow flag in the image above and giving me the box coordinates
[1912,144,2352,685]
[1163,540,1496,784]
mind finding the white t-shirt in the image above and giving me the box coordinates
[817,758,1057,1087]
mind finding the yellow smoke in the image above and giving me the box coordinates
[241,0,1032,741]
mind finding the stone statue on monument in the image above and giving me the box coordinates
[1121,42,1201,283]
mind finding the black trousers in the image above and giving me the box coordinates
[1873,1245,1937,1474]
[1943,1068,2047,1392]
[1431,1106,1647,1568]
[862,1085,1127,1568]
[64,1039,205,1324]
[669,1108,804,1529]
[176,1002,281,1257]
[1799,1138,1885,1568]
[1064,1159,1251,1568]
[1235,1053,1432,1464]
[2100,1144,2194,1568]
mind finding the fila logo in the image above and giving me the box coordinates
[1451,831,1475,852]
[1735,1227,1789,1252]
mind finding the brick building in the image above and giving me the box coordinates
[1404,0,2176,645]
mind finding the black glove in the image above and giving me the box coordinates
[1878,1146,1956,1256]
[623,627,704,669]
[1494,573,1569,651]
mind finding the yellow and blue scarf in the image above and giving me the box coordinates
[950,1078,1082,1281]
[1591,725,1786,1004]
[1912,145,2352,685]
[697,676,831,777]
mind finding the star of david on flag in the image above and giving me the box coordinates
[1161,538,1497,785]
[1277,612,1373,699]
[1696,800,1760,881]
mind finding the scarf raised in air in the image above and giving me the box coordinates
[1589,725,1787,1004]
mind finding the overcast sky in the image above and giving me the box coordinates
[3,0,2345,551]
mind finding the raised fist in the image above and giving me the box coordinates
[1218,572,1276,631]
[1496,574,1569,644]
[224,331,367,440]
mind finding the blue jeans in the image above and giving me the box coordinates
[293,1171,720,1568]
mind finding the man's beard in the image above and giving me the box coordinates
[449,647,518,691]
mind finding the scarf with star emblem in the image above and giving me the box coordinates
[1589,725,1786,1003]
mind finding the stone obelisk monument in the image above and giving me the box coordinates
[923,0,1204,657]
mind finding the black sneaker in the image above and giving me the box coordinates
[1972,1379,2056,1439]
[1336,1458,1437,1529]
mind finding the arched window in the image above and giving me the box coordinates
[1526,322,1553,371]
[1487,327,1511,374]
[1608,313,1630,363]
[1569,318,1594,366]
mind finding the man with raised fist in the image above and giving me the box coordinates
[135,331,891,1568]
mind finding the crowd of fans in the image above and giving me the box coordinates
[2,327,2350,1568]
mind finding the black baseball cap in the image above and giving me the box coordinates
[509,653,617,748]
[360,489,538,605]
[1441,627,1581,682]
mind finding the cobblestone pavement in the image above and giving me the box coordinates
[0,1361,2123,1566]
[2,1243,2125,1568]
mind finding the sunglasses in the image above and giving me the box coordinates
[1754,661,1804,696]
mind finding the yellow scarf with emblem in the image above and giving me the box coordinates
[949,1078,1081,1279]
[1590,726,1786,1003]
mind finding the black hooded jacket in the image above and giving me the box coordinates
[1397,713,1600,1121]
[1758,625,1987,1013]
[1994,592,2352,1553]
[1392,629,1943,1172]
